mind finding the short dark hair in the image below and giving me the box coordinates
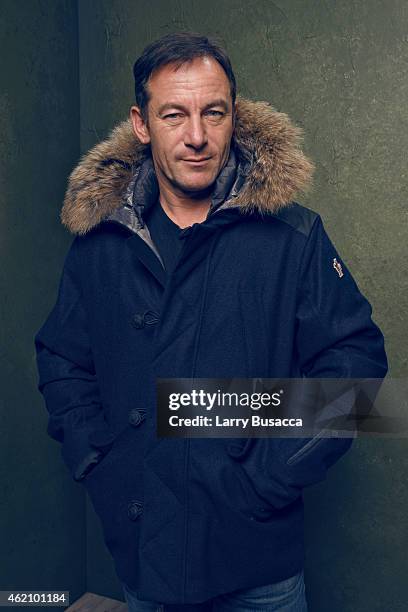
[133,31,236,122]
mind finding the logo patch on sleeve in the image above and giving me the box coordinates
[333,258,344,278]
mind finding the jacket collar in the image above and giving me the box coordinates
[61,96,314,236]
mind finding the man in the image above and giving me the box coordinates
[34,32,388,611]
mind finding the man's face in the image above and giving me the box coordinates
[131,56,235,197]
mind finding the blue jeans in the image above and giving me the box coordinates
[122,570,308,611]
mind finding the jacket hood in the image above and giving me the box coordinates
[61,95,314,235]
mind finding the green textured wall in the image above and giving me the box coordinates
[0,0,85,606]
[78,2,408,610]
[3,1,405,610]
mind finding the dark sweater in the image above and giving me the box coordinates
[145,199,186,274]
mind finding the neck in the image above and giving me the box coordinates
[157,182,212,229]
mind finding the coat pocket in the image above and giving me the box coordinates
[83,424,132,482]
[224,439,288,521]
[225,437,305,511]
[285,431,328,466]
[286,434,323,465]
[82,424,144,555]
[221,454,278,522]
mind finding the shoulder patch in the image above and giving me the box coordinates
[271,201,318,237]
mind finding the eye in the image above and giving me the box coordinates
[163,112,183,120]
[205,110,224,117]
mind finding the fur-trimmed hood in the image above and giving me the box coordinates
[61,96,314,235]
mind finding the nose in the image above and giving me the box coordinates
[184,115,208,150]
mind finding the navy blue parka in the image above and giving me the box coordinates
[34,97,388,604]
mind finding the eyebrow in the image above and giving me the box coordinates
[157,99,230,115]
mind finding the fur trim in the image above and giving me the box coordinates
[61,95,314,235]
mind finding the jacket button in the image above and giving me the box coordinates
[131,313,145,329]
[127,500,143,521]
[129,408,146,427]
[143,310,160,326]
[131,310,160,329]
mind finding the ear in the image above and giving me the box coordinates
[130,106,151,144]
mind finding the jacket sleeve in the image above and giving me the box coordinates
[34,238,114,482]
[233,214,388,511]
[295,214,388,380]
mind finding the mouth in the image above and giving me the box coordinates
[182,157,212,165]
